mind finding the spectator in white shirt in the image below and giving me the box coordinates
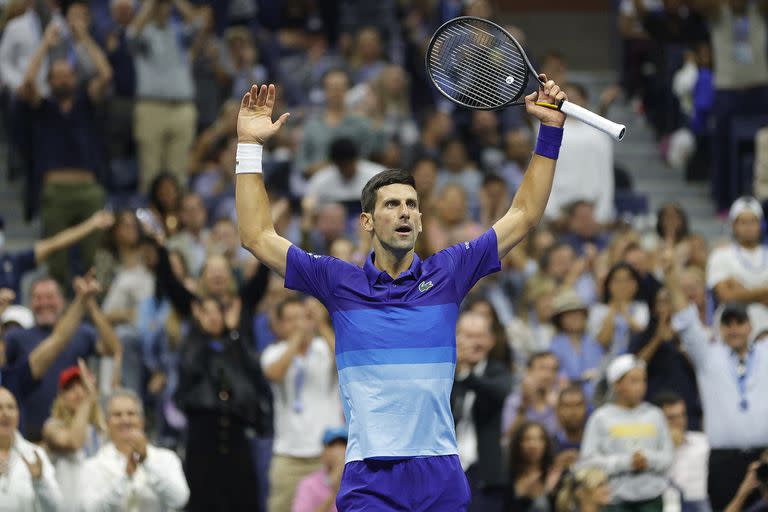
[261,296,340,512]
[305,137,384,204]
[707,196,768,334]
[652,391,711,512]
[79,388,190,512]
[0,386,61,512]
[167,192,210,278]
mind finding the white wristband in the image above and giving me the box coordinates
[235,143,263,174]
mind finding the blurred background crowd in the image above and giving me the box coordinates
[0,0,768,511]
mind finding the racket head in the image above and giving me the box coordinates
[425,16,540,111]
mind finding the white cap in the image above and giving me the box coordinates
[606,354,645,386]
[1,305,34,330]
[729,196,763,223]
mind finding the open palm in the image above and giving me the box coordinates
[237,84,290,145]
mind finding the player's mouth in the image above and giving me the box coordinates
[395,225,413,236]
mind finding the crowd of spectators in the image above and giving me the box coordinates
[0,0,767,511]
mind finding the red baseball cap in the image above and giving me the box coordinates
[58,366,82,390]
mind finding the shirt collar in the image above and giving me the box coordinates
[363,251,422,285]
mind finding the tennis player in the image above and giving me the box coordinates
[234,78,567,511]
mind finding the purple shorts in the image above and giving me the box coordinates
[336,455,471,511]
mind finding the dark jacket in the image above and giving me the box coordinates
[451,359,513,489]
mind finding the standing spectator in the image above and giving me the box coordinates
[261,297,340,512]
[504,421,563,512]
[294,69,381,184]
[652,391,711,512]
[79,388,190,511]
[555,466,611,512]
[16,19,113,287]
[175,296,272,512]
[544,83,614,224]
[498,128,533,195]
[631,286,702,431]
[143,172,183,238]
[4,273,121,441]
[554,385,588,463]
[189,6,232,132]
[668,256,768,511]
[0,210,114,302]
[424,184,484,254]
[0,0,44,95]
[292,427,348,512]
[452,311,513,512]
[0,387,62,512]
[502,351,561,436]
[127,0,202,190]
[42,360,105,512]
[349,26,387,84]
[167,192,210,278]
[436,138,483,216]
[304,138,384,204]
[549,289,604,401]
[693,0,768,210]
[589,263,650,357]
[579,354,674,512]
[707,196,768,333]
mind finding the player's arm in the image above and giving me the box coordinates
[235,84,291,277]
[493,77,567,260]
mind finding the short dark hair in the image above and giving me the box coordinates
[558,384,586,404]
[651,391,684,409]
[527,350,558,369]
[360,169,416,214]
[29,275,63,298]
[329,138,359,165]
[602,262,642,303]
[275,296,305,321]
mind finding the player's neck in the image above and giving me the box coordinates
[373,247,414,279]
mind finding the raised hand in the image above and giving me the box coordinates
[88,210,115,231]
[525,74,567,128]
[237,84,290,145]
[22,451,43,480]
[0,288,15,315]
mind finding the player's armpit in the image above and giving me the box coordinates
[241,230,291,278]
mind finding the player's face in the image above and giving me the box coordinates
[366,184,422,253]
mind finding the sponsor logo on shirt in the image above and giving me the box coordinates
[418,280,434,292]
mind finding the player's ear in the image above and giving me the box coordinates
[359,212,374,233]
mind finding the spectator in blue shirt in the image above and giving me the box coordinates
[234,80,567,510]
[0,212,114,302]
[4,274,121,441]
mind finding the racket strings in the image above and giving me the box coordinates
[428,19,528,109]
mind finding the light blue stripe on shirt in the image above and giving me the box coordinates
[337,347,455,370]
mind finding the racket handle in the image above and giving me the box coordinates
[559,100,626,142]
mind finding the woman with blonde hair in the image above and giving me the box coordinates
[42,360,105,512]
[555,467,611,512]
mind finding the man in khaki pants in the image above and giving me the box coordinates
[261,297,341,512]
[127,0,200,191]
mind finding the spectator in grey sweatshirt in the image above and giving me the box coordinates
[579,354,674,512]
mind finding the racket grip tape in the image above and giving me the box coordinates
[534,101,561,110]
[534,124,564,160]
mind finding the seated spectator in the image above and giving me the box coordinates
[43,360,106,512]
[175,296,272,512]
[463,297,514,367]
[504,421,563,512]
[209,217,254,283]
[167,193,210,278]
[479,175,511,232]
[300,201,349,255]
[667,256,768,511]
[261,297,340,512]
[0,211,113,302]
[349,26,387,84]
[540,243,598,306]
[561,200,611,256]
[436,138,483,216]
[725,450,768,512]
[305,138,384,204]
[127,0,202,190]
[79,388,190,511]
[589,263,649,357]
[292,427,348,512]
[544,83,614,224]
[502,351,561,436]
[452,312,513,511]
[631,285,702,430]
[141,172,182,238]
[16,19,113,288]
[424,184,484,254]
[654,202,690,260]
[549,289,604,400]
[622,242,662,309]
[410,110,453,166]
[466,110,504,174]
[225,27,268,103]
[706,196,768,333]
[4,274,121,441]
[652,391,710,512]
[498,128,533,195]
[188,99,238,187]
[554,385,588,464]
[0,386,61,511]
[579,355,674,512]
[554,466,611,512]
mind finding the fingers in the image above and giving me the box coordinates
[275,112,291,129]
[241,91,250,109]
[266,84,275,109]
[256,84,268,107]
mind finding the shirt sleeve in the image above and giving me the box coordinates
[579,410,634,476]
[31,447,62,512]
[2,357,35,399]
[706,248,734,289]
[143,448,190,509]
[284,245,350,303]
[670,304,709,369]
[437,228,502,299]
[12,249,37,275]
[260,343,288,370]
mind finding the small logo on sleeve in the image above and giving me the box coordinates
[418,280,434,292]
[464,241,470,251]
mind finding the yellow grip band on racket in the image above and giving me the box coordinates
[535,101,561,110]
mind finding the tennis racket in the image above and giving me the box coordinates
[425,16,626,141]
